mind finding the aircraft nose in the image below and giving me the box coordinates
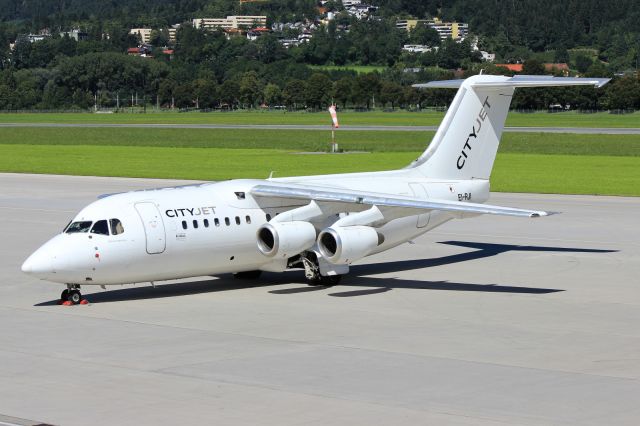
[21,246,53,277]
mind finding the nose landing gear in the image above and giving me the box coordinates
[60,284,88,305]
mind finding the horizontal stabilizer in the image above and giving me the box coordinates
[413,75,610,89]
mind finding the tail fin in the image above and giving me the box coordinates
[407,75,609,180]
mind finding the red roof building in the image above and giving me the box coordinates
[496,63,523,72]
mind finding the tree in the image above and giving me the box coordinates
[575,55,593,73]
[410,23,440,46]
[353,73,381,108]
[219,80,240,108]
[379,81,404,109]
[334,76,354,109]
[522,58,546,75]
[173,83,194,108]
[263,83,282,106]
[239,71,263,108]
[193,79,218,108]
[305,73,332,109]
[283,79,307,109]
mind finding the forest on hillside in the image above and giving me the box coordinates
[0,0,638,110]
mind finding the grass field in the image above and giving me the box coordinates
[2,127,640,156]
[0,110,638,128]
[2,144,638,196]
[1,126,640,196]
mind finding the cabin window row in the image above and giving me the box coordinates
[181,215,253,230]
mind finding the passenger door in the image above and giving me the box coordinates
[135,202,166,254]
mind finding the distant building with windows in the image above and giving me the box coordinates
[402,44,438,54]
[396,18,469,41]
[60,29,88,41]
[129,28,152,44]
[168,24,181,43]
[192,16,267,31]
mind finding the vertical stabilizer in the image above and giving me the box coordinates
[407,75,610,180]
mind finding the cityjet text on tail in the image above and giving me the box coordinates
[22,74,610,304]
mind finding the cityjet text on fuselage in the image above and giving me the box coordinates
[165,206,217,218]
[457,96,491,170]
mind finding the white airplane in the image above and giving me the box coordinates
[22,74,609,304]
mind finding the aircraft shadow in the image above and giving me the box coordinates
[34,241,616,304]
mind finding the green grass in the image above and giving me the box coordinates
[491,154,640,196]
[2,143,639,196]
[2,126,640,196]
[2,127,640,157]
[0,110,638,128]
[0,145,415,180]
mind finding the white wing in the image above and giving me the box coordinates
[250,183,554,218]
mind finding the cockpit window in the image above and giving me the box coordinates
[90,220,109,235]
[110,218,124,235]
[65,221,93,234]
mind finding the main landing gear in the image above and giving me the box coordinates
[301,253,342,287]
[60,284,88,305]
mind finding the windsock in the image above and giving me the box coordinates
[328,105,339,128]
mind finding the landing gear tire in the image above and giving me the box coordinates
[233,270,262,280]
[307,275,342,287]
[60,289,69,302]
[68,290,82,304]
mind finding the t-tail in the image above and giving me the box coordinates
[407,75,610,180]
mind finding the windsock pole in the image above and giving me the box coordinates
[328,104,339,153]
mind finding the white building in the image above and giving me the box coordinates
[192,16,267,31]
[129,28,152,44]
[347,4,377,19]
[60,29,88,41]
[396,18,469,41]
[342,0,362,6]
[402,44,438,54]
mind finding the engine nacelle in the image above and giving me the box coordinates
[317,226,382,265]
[256,221,316,258]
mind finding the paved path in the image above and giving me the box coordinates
[0,122,639,134]
[1,173,640,425]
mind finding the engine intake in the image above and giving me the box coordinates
[317,226,382,265]
[257,221,316,258]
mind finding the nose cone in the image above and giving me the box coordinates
[21,246,53,277]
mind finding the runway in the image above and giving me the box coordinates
[0,122,639,134]
[1,173,639,425]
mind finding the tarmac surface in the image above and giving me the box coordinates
[1,173,639,425]
[0,122,639,134]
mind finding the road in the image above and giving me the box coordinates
[0,122,639,134]
[1,173,639,425]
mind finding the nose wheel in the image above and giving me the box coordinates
[60,285,86,305]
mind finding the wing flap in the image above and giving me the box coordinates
[250,184,553,218]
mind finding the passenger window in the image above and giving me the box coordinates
[182,220,187,230]
[193,220,198,229]
[266,214,271,221]
[225,217,230,226]
[204,219,209,228]
[214,218,220,227]
[110,218,124,235]
[246,215,251,224]
[235,216,241,225]
[90,220,109,235]
[65,221,93,234]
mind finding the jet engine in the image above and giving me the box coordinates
[257,221,317,258]
[317,226,382,265]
